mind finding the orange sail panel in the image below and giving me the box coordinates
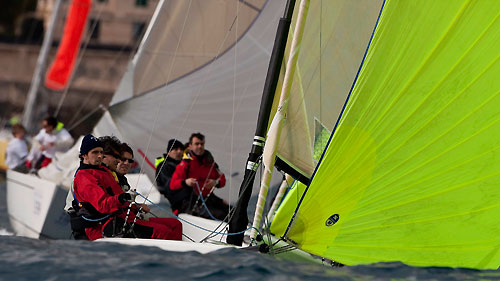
[45,0,91,90]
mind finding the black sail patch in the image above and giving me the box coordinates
[325,214,339,227]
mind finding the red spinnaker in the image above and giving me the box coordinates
[45,0,91,90]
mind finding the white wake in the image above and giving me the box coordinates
[0,228,13,236]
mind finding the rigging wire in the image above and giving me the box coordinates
[136,192,260,237]
[200,155,263,243]
[229,0,240,227]
[67,104,105,132]
[67,29,145,130]
[204,2,279,241]
[138,1,258,209]
[134,0,195,205]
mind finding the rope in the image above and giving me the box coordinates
[81,214,111,222]
[193,182,220,221]
[136,192,260,237]
[122,201,136,234]
[129,204,144,234]
[200,155,263,243]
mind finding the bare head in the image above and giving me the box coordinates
[99,136,122,172]
[11,124,26,139]
[43,116,58,134]
[189,132,205,156]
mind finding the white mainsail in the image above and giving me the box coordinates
[95,0,286,203]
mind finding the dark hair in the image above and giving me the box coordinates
[44,116,58,127]
[98,136,122,156]
[11,124,26,136]
[120,143,133,157]
[189,132,205,144]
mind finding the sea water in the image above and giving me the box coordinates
[1,173,499,281]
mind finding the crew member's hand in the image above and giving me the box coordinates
[205,179,217,189]
[42,142,54,151]
[127,189,138,201]
[138,203,150,213]
[185,178,197,187]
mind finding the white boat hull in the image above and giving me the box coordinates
[97,238,235,254]
[96,213,235,253]
[6,170,71,239]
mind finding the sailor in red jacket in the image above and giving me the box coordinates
[71,134,182,241]
[170,132,230,220]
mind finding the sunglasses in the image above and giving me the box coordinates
[104,151,135,163]
[104,152,122,160]
[122,158,135,164]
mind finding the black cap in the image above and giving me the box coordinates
[80,134,103,156]
[167,139,184,152]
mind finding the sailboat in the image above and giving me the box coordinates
[8,0,500,269]
[6,0,287,245]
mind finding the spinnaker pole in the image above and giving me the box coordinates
[226,0,297,246]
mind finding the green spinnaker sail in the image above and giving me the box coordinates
[271,0,500,269]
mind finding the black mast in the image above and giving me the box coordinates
[227,0,297,246]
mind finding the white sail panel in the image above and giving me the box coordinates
[112,0,267,105]
[273,0,384,177]
[98,0,286,203]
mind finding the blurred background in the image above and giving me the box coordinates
[0,0,158,136]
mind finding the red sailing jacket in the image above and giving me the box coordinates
[170,150,226,197]
[73,164,134,240]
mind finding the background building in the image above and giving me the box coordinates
[0,0,158,135]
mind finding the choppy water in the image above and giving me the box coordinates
[1,172,500,281]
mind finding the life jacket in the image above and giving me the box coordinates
[170,150,225,197]
[155,156,165,169]
[56,121,64,132]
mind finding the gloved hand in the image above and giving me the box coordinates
[127,189,138,202]
[118,190,138,204]
[118,192,132,204]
